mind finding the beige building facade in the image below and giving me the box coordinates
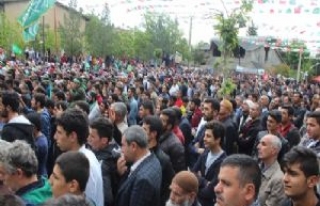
[1,0,88,31]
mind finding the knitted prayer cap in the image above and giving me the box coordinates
[172,171,199,194]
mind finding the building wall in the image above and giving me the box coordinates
[4,1,87,31]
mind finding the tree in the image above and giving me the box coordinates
[192,41,209,65]
[214,0,253,97]
[143,12,189,60]
[279,40,310,70]
[247,20,258,36]
[59,0,83,56]
[0,13,25,55]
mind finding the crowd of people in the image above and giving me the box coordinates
[0,57,320,206]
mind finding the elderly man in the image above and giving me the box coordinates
[166,171,201,206]
[109,102,128,145]
[257,134,285,206]
[115,126,162,206]
[2,140,52,205]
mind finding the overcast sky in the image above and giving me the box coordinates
[58,0,320,50]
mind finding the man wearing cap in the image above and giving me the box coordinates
[166,171,201,206]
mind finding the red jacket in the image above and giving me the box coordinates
[173,126,185,145]
[191,108,202,128]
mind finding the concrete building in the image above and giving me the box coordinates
[0,0,88,31]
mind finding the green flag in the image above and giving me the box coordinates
[12,44,22,55]
[23,22,39,42]
[18,0,56,27]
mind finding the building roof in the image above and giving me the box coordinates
[211,37,262,51]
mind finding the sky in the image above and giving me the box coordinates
[58,0,320,51]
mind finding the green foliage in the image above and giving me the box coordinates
[279,40,310,70]
[192,41,209,65]
[84,15,114,57]
[59,0,83,56]
[0,12,25,54]
[214,0,253,75]
[273,63,290,77]
[247,21,258,36]
[218,78,236,97]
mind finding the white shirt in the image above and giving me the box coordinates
[79,145,104,206]
[129,151,151,176]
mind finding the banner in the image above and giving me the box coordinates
[23,22,39,42]
[18,0,56,27]
[12,44,22,55]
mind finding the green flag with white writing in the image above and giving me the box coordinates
[23,22,39,42]
[18,0,56,27]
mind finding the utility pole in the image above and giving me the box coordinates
[188,16,193,69]
[296,47,302,82]
[42,16,46,62]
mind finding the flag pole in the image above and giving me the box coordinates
[42,15,45,62]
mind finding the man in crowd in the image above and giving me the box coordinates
[127,87,139,126]
[279,105,301,147]
[88,117,120,206]
[54,108,104,206]
[281,146,320,206]
[166,171,201,206]
[192,121,227,206]
[142,115,175,206]
[214,154,261,206]
[109,102,128,145]
[303,111,320,155]
[257,134,285,206]
[49,151,91,202]
[3,140,52,205]
[115,126,162,206]
[1,91,34,148]
[159,108,186,173]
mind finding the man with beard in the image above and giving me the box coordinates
[238,102,261,155]
[218,100,239,155]
[1,91,34,148]
[166,171,201,206]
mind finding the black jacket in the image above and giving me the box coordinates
[192,150,227,206]
[95,143,120,206]
[238,118,261,155]
[159,131,186,173]
[2,122,35,149]
[150,145,175,206]
[221,116,239,155]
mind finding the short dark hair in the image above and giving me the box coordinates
[205,121,225,142]
[160,108,176,129]
[2,91,20,112]
[72,100,90,115]
[55,101,68,111]
[281,105,294,116]
[46,99,55,109]
[26,112,42,131]
[141,100,155,115]
[293,91,303,99]
[55,108,89,146]
[90,117,113,141]
[283,146,319,178]
[191,98,201,107]
[204,97,220,112]
[268,110,282,123]
[307,111,320,126]
[33,93,46,108]
[221,154,261,199]
[55,91,66,101]
[55,151,89,192]
[172,106,182,122]
[143,115,163,141]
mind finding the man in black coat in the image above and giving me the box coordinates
[142,115,175,206]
